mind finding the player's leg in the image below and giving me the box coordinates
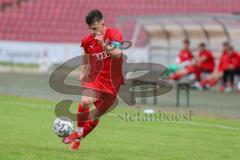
[67,88,119,150]
[221,70,229,91]
[194,68,202,81]
[200,75,212,87]
[229,69,235,89]
[68,90,99,150]
[169,67,191,80]
[235,69,240,92]
[81,117,99,138]
[201,71,219,85]
[64,89,97,145]
[81,92,118,138]
[221,69,235,92]
[208,76,219,87]
[77,89,98,134]
[68,109,100,150]
[207,72,223,87]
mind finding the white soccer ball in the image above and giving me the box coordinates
[53,117,73,137]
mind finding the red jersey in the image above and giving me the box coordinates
[218,51,240,72]
[198,50,215,72]
[178,49,193,62]
[81,28,124,95]
[217,51,227,72]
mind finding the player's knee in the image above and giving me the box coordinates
[80,97,92,107]
[80,100,89,107]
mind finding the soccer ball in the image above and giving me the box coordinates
[53,117,73,137]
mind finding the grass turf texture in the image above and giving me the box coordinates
[0,94,240,160]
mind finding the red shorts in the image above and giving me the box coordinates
[83,81,121,114]
[93,90,118,114]
[83,80,119,96]
[186,66,212,80]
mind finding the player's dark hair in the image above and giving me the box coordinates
[223,41,229,46]
[199,42,206,47]
[85,9,103,26]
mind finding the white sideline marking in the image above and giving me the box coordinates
[181,121,240,131]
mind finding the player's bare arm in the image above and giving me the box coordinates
[79,50,89,85]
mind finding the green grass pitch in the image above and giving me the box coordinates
[0,94,240,160]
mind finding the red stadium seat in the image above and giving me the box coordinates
[0,0,240,43]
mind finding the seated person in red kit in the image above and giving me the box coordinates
[167,39,194,76]
[200,42,230,88]
[169,42,215,81]
[177,39,194,65]
[220,46,240,91]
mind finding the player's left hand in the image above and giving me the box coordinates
[94,33,104,45]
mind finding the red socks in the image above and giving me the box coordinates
[77,103,99,138]
[82,119,99,138]
[200,79,208,87]
[200,79,218,87]
[77,104,90,128]
[209,79,218,87]
[169,73,182,80]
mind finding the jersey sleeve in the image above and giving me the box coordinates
[81,37,89,53]
[217,54,224,72]
[237,53,240,68]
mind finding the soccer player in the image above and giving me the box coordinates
[220,46,240,91]
[169,42,215,81]
[63,9,124,150]
[200,42,230,89]
[176,39,194,66]
[167,39,194,76]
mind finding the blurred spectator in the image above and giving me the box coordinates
[176,39,194,66]
[169,42,214,81]
[167,39,193,77]
[220,46,240,92]
[235,55,240,93]
[200,42,230,89]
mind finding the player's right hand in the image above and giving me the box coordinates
[79,73,86,85]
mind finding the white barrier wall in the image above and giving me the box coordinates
[0,41,83,64]
[0,40,150,65]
